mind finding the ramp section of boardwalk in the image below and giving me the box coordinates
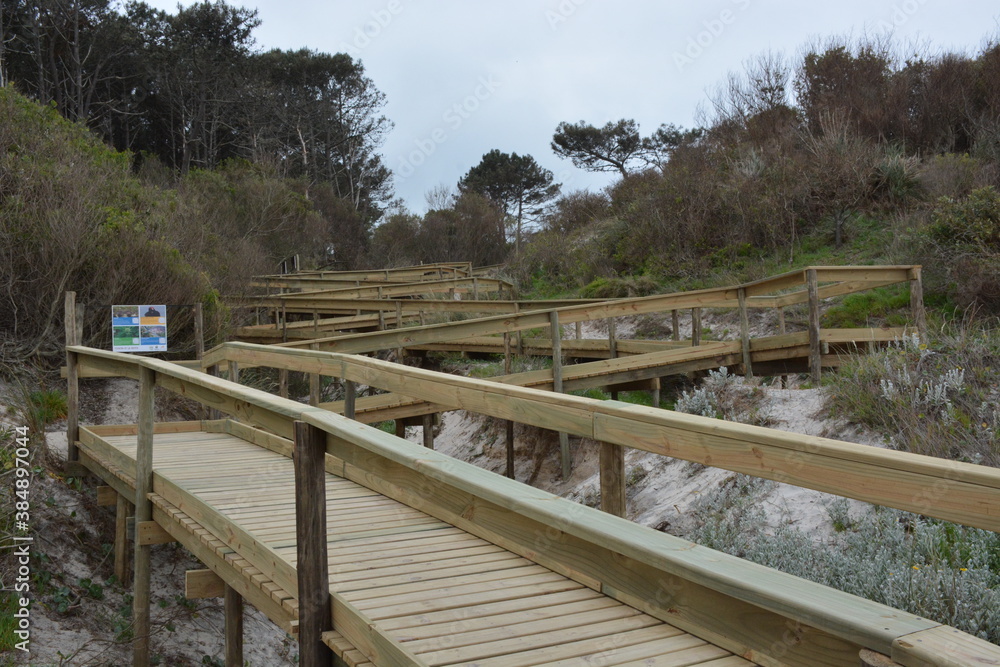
[66,345,1000,666]
[78,422,753,666]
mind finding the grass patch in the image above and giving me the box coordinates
[822,285,911,328]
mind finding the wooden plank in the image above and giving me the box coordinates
[891,626,1000,667]
[149,501,295,634]
[137,520,175,545]
[185,569,226,599]
[294,420,334,667]
[96,485,116,506]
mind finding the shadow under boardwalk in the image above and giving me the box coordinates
[78,421,757,667]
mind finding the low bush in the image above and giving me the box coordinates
[828,326,1000,465]
[688,478,1000,643]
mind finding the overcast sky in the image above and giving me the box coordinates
[147,1,999,214]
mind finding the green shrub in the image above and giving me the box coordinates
[581,276,659,299]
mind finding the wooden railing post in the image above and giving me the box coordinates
[909,266,927,339]
[422,414,435,449]
[133,365,155,667]
[550,311,570,479]
[691,308,702,346]
[309,343,321,407]
[293,420,333,667]
[65,292,80,467]
[279,368,289,399]
[738,287,753,378]
[194,303,207,419]
[807,268,822,386]
[193,302,205,360]
[344,381,356,420]
[599,441,625,518]
[777,306,788,388]
[671,309,680,342]
[504,332,515,479]
[608,318,619,400]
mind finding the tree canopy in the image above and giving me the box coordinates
[458,149,560,253]
[552,119,702,176]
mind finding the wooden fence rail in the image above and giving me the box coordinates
[65,343,1000,666]
[203,341,1000,533]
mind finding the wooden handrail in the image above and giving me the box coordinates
[66,343,1000,665]
[217,264,922,356]
[203,341,1000,533]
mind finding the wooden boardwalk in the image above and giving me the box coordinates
[61,265,1000,666]
[80,423,753,667]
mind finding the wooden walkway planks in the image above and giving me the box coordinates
[80,427,755,667]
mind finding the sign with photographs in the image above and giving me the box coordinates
[111,305,167,352]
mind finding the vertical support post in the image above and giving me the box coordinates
[422,414,435,449]
[473,277,480,300]
[114,494,132,586]
[65,292,80,466]
[777,306,788,388]
[807,268,822,386]
[193,303,205,361]
[207,365,222,420]
[607,318,618,359]
[599,441,625,517]
[504,332,515,479]
[224,584,244,667]
[227,360,239,385]
[193,301,207,423]
[691,308,702,346]
[651,378,661,409]
[608,318,618,400]
[395,301,404,359]
[575,321,582,340]
[313,310,319,337]
[909,266,927,339]
[738,287,753,378]
[344,381,356,420]
[394,420,405,438]
[309,344,320,407]
[133,366,155,667]
[419,311,426,327]
[514,303,523,355]
[279,369,289,399]
[550,311,570,480]
[377,310,385,331]
[671,309,680,342]
[293,421,333,667]
[281,303,288,342]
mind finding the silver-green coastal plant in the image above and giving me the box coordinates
[686,475,1000,643]
[830,325,999,465]
[674,366,772,425]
